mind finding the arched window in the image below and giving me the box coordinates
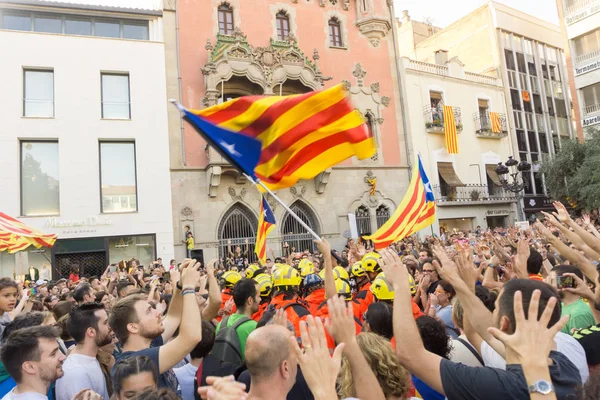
[276,11,290,41]
[218,3,234,35]
[281,201,320,253]
[328,17,343,47]
[376,204,391,228]
[355,205,371,235]
[218,203,258,262]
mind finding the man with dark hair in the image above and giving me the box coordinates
[215,279,260,361]
[381,248,584,399]
[88,276,103,293]
[0,326,65,399]
[72,283,94,305]
[110,260,202,393]
[527,249,544,281]
[116,281,135,299]
[553,265,596,334]
[55,303,112,400]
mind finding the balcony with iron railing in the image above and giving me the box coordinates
[432,184,517,205]
[566,0,600,17]
[423,105,463,133]
[584,103,600,116]
[473,112,508,138]
[575,48,600,66]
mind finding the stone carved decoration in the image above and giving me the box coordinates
[202,28,330,107]
[314,169,332,194]
[370,82,380,93]
[181,207,193,217]
[266,194,277,211]
[205,39,213,52]
[318,0,326,6]
[355,17,391,47]
[329,0,337,5]
[353,63,367,87]
[380,96,390,107]
[364,171,377,196]
[290,185,306,198]
[342,0,350,10]
[207,166,222,198]
[228,187,247,201]
[341,80,351,90]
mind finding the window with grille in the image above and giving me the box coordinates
[276,11,290,40]
[329,17,342,47]
[218,3,234,35]
[376,205,390,228]
[355,206,371,235]
[218,203,258,263]
[282,201,319,253]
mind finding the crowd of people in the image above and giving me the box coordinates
[2,201,600,399]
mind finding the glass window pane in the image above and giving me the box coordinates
[34,15,62,33]
[95,21,120,38]
[65,18,91,35]
[24,70,54,117]
[123,22,148,40]
[3,13,31,31]
[102,74,130,119]
[21,141,59,216]
[100,142,137,213]
[108,235,155,267]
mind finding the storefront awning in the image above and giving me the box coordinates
[0,212,57,254]
[486,164,502,186]
[437,162,464,186]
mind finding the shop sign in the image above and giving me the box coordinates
[46,216,113,228]
[575,60,600,76]
[524,196,554,210]
[566,3,600,25]
[583,114,600,128]
[486,210,511,215]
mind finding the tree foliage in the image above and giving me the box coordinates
[540,127,600,210]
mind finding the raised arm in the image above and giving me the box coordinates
[201,259,222,321]
[161,266,183,342]
[542,211,600,262]
[379,248,445,394]
[158,260,203,373]
[555,202,600,256]
[315,239,336,300]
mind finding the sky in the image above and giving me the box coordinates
[394,0,560,27]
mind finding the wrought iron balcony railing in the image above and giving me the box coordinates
[473,112,508,138]
[423,105,463,133]
[432,183,517,205]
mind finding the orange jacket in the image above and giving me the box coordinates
[251,302,269,322]
[270,293,311,337]
[304,288,326,315]
[216,289,236,322]
[315,301,362,350]
[353,282,374,323]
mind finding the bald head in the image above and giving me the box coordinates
[245,325,293,380]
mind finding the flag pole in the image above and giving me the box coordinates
[244,174,322,242]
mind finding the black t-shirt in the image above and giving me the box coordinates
[426,280,441,297]
[572,323,600,366]
[113,336,180,394]
[440,351,580,400]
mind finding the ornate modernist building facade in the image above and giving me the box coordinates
[164,0,410,261]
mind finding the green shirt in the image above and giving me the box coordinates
[216,313,257,360]
[561,299,596,334]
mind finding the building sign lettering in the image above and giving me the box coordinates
[486,210,510,215]
[566,4,600,25]
[583,115,600,128]
[575,60,600,76]
[46,216,112,228]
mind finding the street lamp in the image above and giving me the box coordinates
[495,156,531,221]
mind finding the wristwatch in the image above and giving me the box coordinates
[528,380,554,395]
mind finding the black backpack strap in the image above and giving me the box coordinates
[231,316,252,330]
[456,337,484,366]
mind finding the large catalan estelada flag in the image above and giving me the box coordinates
[255,196,276,264]
[364,156,436,249]
[0,212,57,254]
[176,84,375,190]
[443,105,458,154]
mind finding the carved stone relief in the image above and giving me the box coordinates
[228,187,247,201]
[290,185,307,198]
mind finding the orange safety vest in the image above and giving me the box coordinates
[251,301,269,322]
[352,282,374,323]
[315,301,362,350]
[216,289,236,322]
[270,293,311,337]
[304,288,326,315]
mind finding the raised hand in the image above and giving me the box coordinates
[552,201,571,223]
[326,296,356,345]
[197,375,247,400]
[378,248,409,290]
[206,258,217,276]
[314,238,331,255]
[180,260,201,289]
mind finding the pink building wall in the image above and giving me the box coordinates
[177,0,402,168]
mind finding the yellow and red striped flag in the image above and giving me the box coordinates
[0,212,57,254]
[186,84,375,191]
[443,105,458,154]
[255,196,276,264]
[364,156,436,249]
[490,112,502,133]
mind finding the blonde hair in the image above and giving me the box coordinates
[338,332,410,399]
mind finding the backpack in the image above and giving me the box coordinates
[210,315,252,368]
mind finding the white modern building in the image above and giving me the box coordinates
[556,0,600,134]
[0,0,174,279]
[399,55,518,233]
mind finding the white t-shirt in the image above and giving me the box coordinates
[174,362,198,400]
[55,353,109,400]
[480,332,589,383]
[1,388,47,400]
[450,335,483,367]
